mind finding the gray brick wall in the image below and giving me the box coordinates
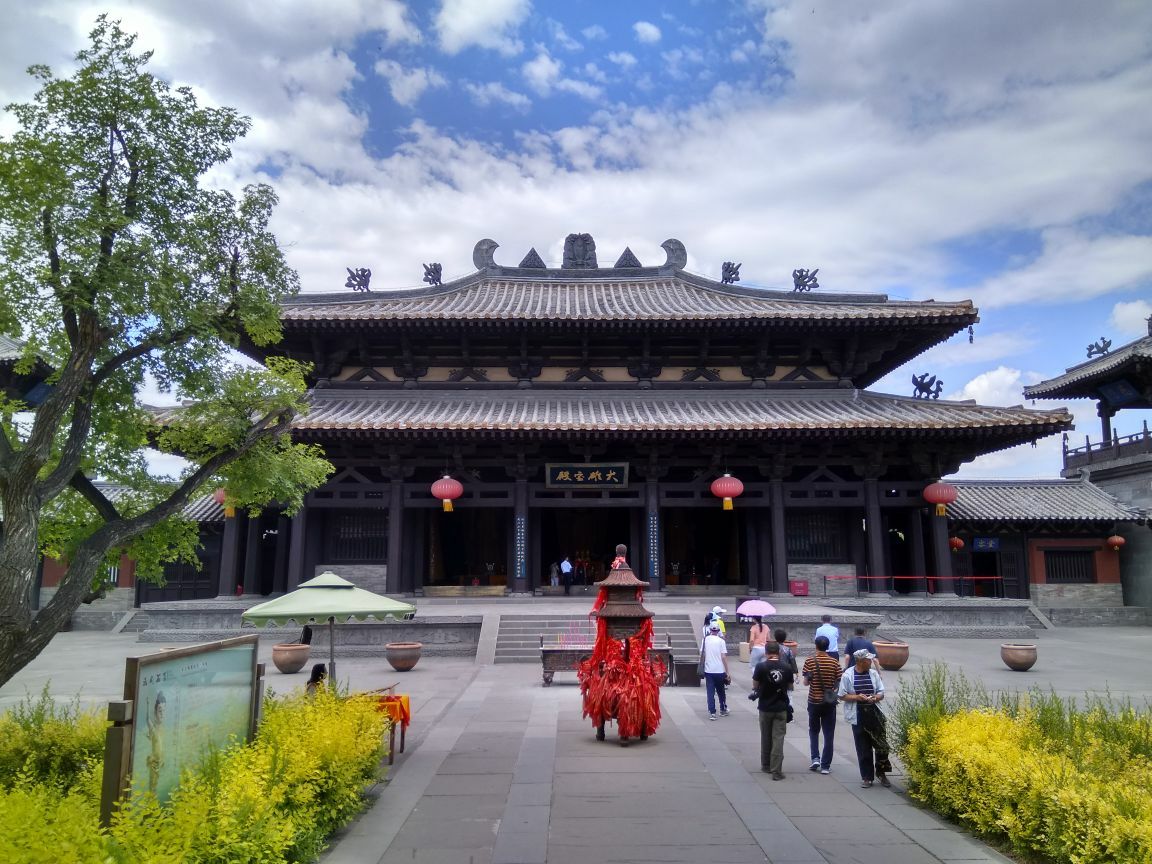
[1030,583,1124,607]
[314,563,388,594]
[787,563,857,597]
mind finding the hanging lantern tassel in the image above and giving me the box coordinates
[431,475,464,513]
[710,474,744,511]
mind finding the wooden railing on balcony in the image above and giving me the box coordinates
[1063,422,1152,470]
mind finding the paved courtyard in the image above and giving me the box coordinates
[3,626,1150,863]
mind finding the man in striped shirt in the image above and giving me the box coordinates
[802,635,841,774]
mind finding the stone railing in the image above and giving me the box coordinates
[1063,424,1152,471]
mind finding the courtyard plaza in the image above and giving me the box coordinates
[3,604,1150,864]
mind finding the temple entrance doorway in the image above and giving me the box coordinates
[539,508,631,590]
[662,508,745,586]
[425,509,510,587]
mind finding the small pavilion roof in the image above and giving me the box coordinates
[1023,323,1152,404]
[950,479,1143,523]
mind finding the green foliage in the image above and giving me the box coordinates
[0,15,332,683]
[0,686,107,791]
[896,665,1152,864]
[0,688,390,863]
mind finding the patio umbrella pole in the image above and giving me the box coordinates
[328,616,336,689]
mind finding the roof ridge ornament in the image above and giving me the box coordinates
[911,372,943,400]
[422,262,442,286]
[614,247,642,268]
[562,233,597,268]
[721,261,741,285]
[519,247,546,268]
[660,238,687,269]
[473,238,499,269]
[1086,337,1111,358]
[345,267,371,292]
[792,268,819,292]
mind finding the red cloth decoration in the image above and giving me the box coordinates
[376,694,411,729]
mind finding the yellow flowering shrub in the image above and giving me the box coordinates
[0,688,390,864]
[904,708,1152,864]
[0,688,108,791]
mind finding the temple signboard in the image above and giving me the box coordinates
[546,463,629,489]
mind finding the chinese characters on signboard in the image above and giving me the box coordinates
[545,463,629,489]
[972,537,1000,552]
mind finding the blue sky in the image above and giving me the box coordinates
[2,0,1150,478]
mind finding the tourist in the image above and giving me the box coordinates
[702,605,727,638]
[774,628,798,675]
[842,627,876,670]
[802,635,840,774]
[837,650,892,788]
[550,560,560,588]
[305,663,327,696]
[815,614,841,661]
[747,615,770,676]
[561,556,573,595]
[752,641,794,780]
[702,623,730,720]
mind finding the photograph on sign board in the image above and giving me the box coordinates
[128,639,257,802]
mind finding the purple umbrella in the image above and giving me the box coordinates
[736,599,777,617]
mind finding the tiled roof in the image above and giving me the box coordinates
[0,334,25,361]
[95,482,225,523]
[281,275,976,326]
[284,389,1070,438]
[951,479,1143,523]
[1024,334,1152,399]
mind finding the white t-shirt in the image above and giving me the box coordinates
[702,633,728,674]
[560,560,573,573]
[815,623,840,653]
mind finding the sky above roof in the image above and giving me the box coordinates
[2,0,1150,479]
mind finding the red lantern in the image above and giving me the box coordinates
[949,536,965,553]
[1107,534,1126,551]
[710,473,744,510]
[923,481,958,517]
[431,475,464,512]
[212,487,235,518]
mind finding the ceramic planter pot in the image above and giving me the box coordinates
[873,640,909,671]
[1001,643,1037,672]
[385,641,423,672]
[271,642,311,674]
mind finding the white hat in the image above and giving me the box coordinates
[853,648,877,661]
[712,605,726,615]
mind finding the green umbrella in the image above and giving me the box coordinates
[242,571,416,685]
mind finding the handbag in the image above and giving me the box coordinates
[817,661,839,706]
[696,640,706,677]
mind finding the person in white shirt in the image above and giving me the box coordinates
[560,557,573,595]
[814,614,841,661]
[702,605,727,638]
[702,624,730,719]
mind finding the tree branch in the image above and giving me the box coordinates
[68,470,120,523]
[111,127,140,220]
[42,208,78,344]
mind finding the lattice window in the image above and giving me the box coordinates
[785,511,848,562]
[1044,550,1095,584]
[329,511,388,562]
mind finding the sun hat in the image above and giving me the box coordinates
[712,605,726,615]
[853,648,877,660]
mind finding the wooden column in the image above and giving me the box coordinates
[272,514,290,593]
[909,508,927,595]
[863,478,886,593]
[241,515,262,595]
[742,510,760,592]
[769,478,788,593]
[929,512,956,594]
[387,478,404,595]
[217,512,243,596]
[286,507,308,591]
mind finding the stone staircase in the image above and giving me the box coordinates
[494,613,697,664]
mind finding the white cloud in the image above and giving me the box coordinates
[968,230,1152,309]
[521,49,601,100]
[633,21,661,44]
[583,62,607,84]
[662,47,705,79]
[606,51,637,69]
[373,60,446,107]
[547,19,581,51]
[915,330,1037,370]
[945,366,1039,406]
[462,80,531,110]
[435,0,529,55]
[1110,299,1152,336]
[581,24,607,41]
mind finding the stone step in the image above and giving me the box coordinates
[494,612,697,663]
[1040,606,1149,627]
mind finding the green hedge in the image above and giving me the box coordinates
[895,665,1152,864]
[0,689,390,863]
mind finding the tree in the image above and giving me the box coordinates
[0,18,332,687]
